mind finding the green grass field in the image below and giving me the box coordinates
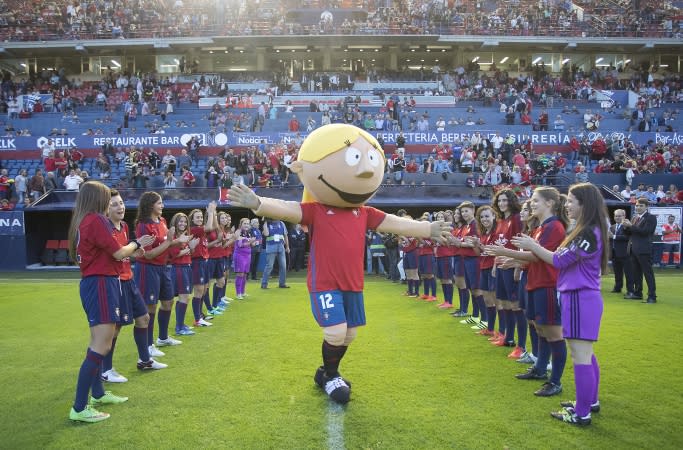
[0,271,682,449]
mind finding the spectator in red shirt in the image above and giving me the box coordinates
[591,138,607,158]
[181,167,196,187]
[288,115,300,132]
[521,164,534,185]
[512,148,526,169]
[44,151,57,173]
[538,110,549,131]
[54,151,69,177]
[406,157,419,173]
[569,136,580,160]
[555,153,567,173]
[0,169,10,201]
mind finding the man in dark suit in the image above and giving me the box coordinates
[623,198,657,303]
[609,209,631,293]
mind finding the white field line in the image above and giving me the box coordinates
[327,402,346,450]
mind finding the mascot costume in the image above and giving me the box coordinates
[229,124,450,404]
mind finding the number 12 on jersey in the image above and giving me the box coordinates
[319,293,335,310]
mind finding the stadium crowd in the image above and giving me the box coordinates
[0,0,679,41]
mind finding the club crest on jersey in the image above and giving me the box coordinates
[352,209,360,217]
[326,209,335,215]
[494,234,508,246]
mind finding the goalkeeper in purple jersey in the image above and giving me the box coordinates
[512,183,609,427]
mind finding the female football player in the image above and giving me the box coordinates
[68,181,154,422]
[513,183,607,425]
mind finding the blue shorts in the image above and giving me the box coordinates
[134,263,173,305]
[223,255,232,272]
[462,256,480,289]
[453,255,464,277]
[436,256,454,280]
[207,257,226,280]
[418,254,435,275]
[527,287,561,325]
[119,279,148,325]
[171,264,192,296]
[80,275,121,326]
[309,290,366,328]
[403,250,418,270]
[478,268,495,291]
[191,258,209,286]
[495,267,516,301]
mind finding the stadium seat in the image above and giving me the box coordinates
[54,240,71,265]
[41,240,59,265]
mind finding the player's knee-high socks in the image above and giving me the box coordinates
[487,306,497,332]
[535,336,551,374]
[474,296,487,322]
[573,363,595,417]
[471,292,480,319]
[212,284,222,308]
[529,323,539,356]
[133,326,150,361]
[322,340,348,378]
[442,284,454,304]
[458,288,469,313]
[191,297,202,321]
[147,312,156,344]
[157,308,171,340]
[202,290,211,312]
[515,310,527,350]
[103,336,117,373]
[74,348,104,411]
[549,340,567,386]
[591,354,600,404]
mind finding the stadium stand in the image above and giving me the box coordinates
[0,0,680,269]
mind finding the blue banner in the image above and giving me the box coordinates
[0,130,681,152]
[0,211,25,236]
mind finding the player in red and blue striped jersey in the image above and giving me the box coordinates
[490,189,523,348]
[399,231,420,297]
[487,187,568,398]
[449,208,468,317]
[207,212,233,314]
[188,203,217,326]
[468,205,497,335]
[168,212,198,336]
[67,181,154,423]
[455,202,481,324]
[434,212,455,308]
[103,190,167,383]
[135,192,191,356]
[417,231,437,301]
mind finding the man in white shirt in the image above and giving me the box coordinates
[63,169,84,191]
[491,132,504,153]
[41,140,55,160]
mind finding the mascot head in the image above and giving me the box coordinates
[290,124,386,207]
